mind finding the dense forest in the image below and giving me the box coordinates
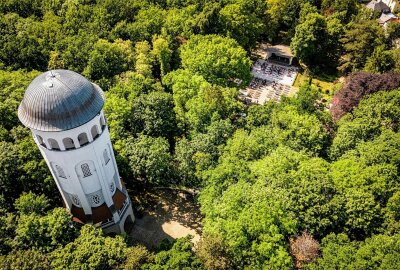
[1,0,400,269]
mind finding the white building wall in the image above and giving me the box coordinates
[383,0,399,12]
[31,110,130,228]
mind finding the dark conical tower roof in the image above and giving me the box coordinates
[18,70,105,132]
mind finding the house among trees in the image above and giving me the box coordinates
[252,43,295,65]
[378,12,400,28]
[366,0,391,13]
[382,0,399,12]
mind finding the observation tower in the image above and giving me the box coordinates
[18,70,134,234]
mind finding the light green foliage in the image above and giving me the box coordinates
[1,0,400,268]
[340,189,382,237]
[200,180,296,269]
[143,237,202,270]
[104,91,131,141]
[83,39,135,87]
[305,233,358,270]
[135,41,153,78]
[219,0,266,49]
[15,208,77,252]
[251,148,341,237]
[163,69,210,131]
[269,105,329,155]
[152,36,172,77]
[0,70,40,130]
[307,233,400,269]
[180,35,252,86]
[222,127,276,162]
[164,69,243,133]
[122,134,173,185]
[330,89,400,159]
[185,84,243,133]
[164,5,197,38]
[14,192,50,215]
[385,191,400,233]
[50,225,127,270]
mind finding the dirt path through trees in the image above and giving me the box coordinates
[129,188,202,249]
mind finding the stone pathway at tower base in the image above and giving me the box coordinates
[129,188,202,249]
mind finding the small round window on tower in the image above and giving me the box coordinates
[110,182,115,194]
[91,194,102,205]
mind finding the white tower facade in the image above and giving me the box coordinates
[18,70,134,234]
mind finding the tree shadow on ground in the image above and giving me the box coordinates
[128,187,202,249]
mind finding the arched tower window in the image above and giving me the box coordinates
[100,115,106,130]
[81,163,92,177]
[36,135,46,147]
[78,132,89,147]
[63,137,75,150]
[55,165,66,179]
[91,125,100,140]
[103,149,110,165]
[48,138,60,150]
[70,194,81,207]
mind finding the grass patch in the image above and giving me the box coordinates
[293,71,341,102]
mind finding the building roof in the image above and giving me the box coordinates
[18,70,105,132]
[378,12,399,23]
[366,0,390,12]
[267,44,294,58]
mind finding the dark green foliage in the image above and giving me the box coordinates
[218,0,266,49]
[122,135,173,185]
[0,1,400,268]
[0,249,50,270]
[0,142,19,198]
[0,13,48,70]
[14,208,77,252]
[339,20,385,73]
[129,92,178,140]
[175,119,234,186]
[0,212,15,255]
